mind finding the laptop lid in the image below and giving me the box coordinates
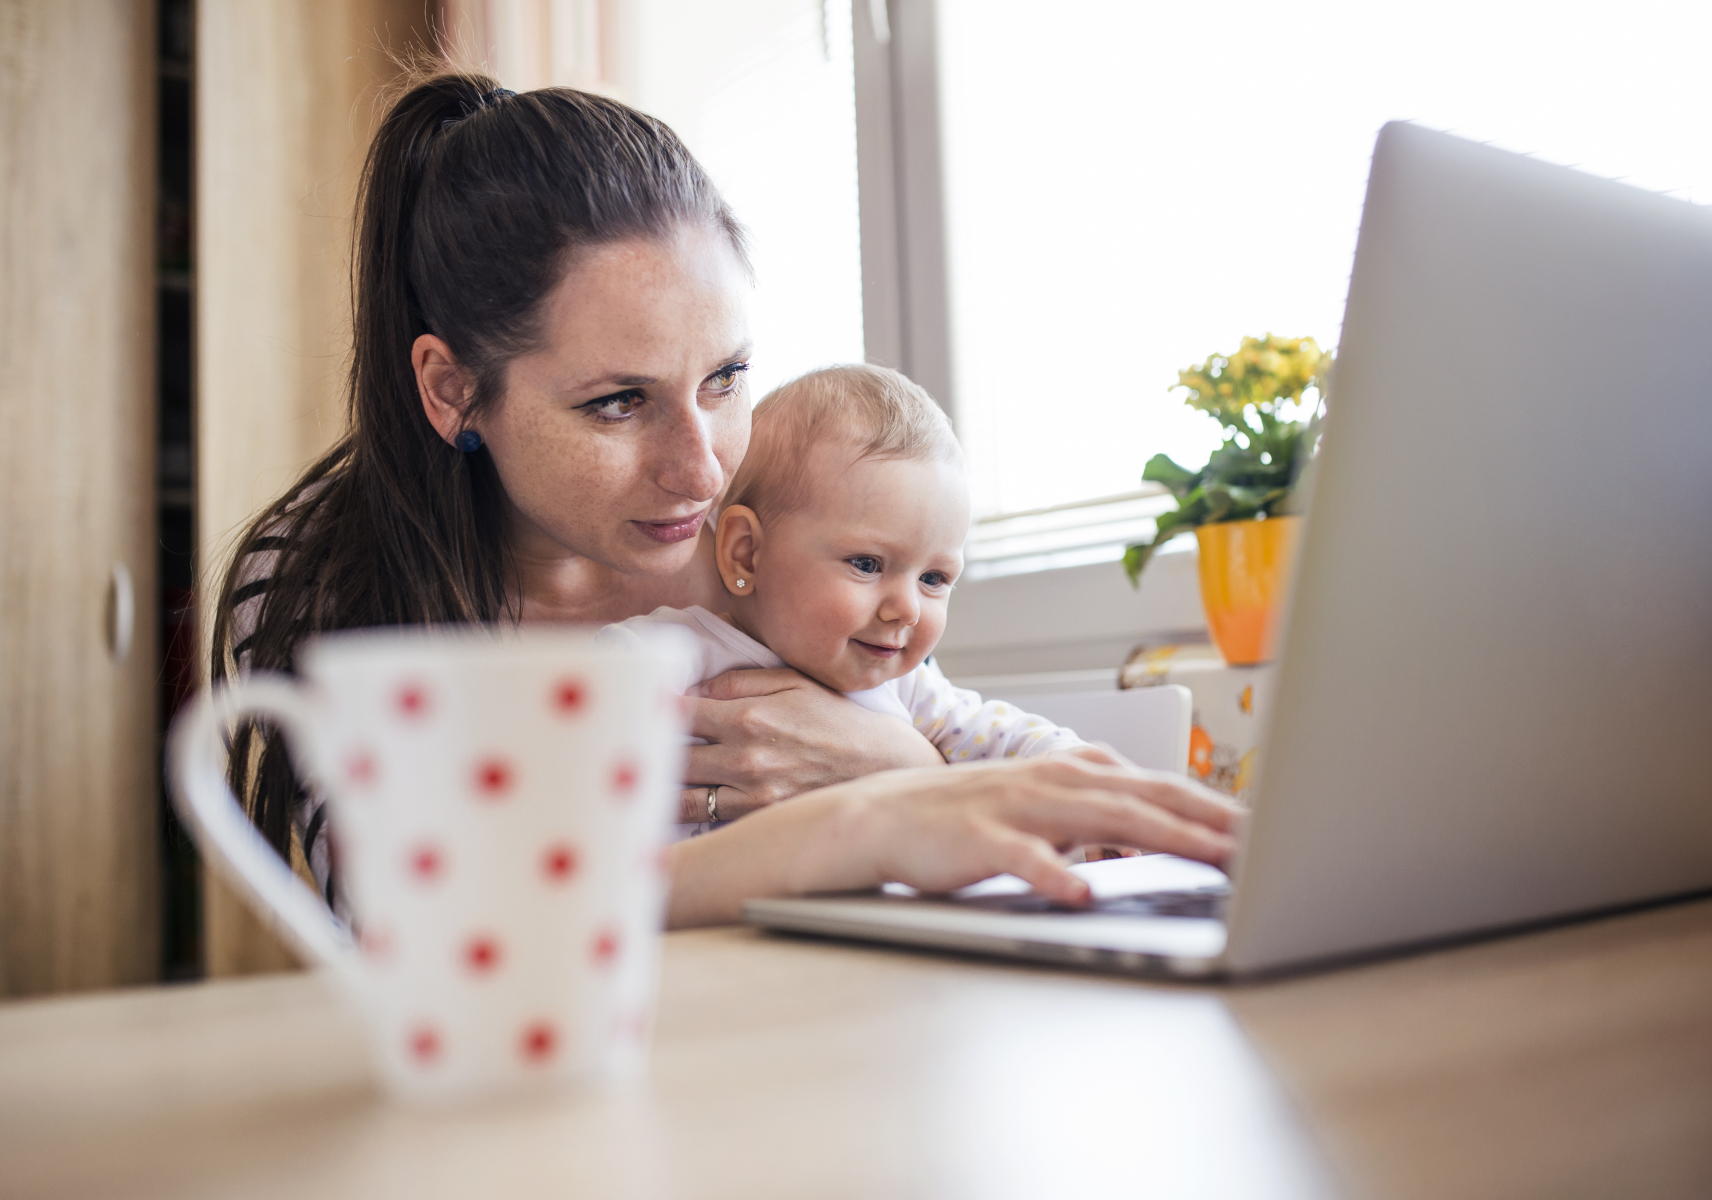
[1223,122,1712,975]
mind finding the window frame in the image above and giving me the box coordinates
[852,0,956,425]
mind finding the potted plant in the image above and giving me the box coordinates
[1124,335,1328,665]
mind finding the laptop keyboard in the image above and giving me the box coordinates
[955,886,1230,920]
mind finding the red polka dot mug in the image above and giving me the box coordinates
[168,626,692,1104]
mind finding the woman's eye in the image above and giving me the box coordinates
[585,391,643,420]
[706,362,750,393]
[847,556,882,575]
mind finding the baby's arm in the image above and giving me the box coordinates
[899,662,1144,861]
[898,660,1087,762]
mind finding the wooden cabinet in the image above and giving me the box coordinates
[0,0,440,993]
[0,0,160,996]
[3,1,619,988]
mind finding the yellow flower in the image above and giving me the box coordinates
[1173,334,1325,427]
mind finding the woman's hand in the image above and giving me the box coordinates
[665,747,1242,927]
[678,667,944,821]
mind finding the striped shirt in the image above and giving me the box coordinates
[225,502,343,917]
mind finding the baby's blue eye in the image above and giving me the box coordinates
[847,556,881,575]
[920,571,952,589]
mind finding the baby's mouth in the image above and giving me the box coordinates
[851,639,904,659]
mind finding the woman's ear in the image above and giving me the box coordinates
[715,505,763,597]
[413,333,476,445]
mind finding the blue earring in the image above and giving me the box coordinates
[455,430,483,453]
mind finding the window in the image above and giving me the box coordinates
[621,0,867,399]
[926,0,1712,521]
[452,0,867,401]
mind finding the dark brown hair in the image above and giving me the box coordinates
[212,74,747,860]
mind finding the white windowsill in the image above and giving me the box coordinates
[938,535,1207,683]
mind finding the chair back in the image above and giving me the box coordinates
[992,685,1191,775]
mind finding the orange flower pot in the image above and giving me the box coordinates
[1194,516,1302,666]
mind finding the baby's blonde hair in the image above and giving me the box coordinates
[723,364,961,522]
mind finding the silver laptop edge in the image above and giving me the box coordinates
[747,121,1712,979]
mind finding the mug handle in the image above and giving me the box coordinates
[167,676,356,973]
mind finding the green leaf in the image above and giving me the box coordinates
[1169,505,1208,531]
[1122,542,1150,587]
[1124,498,1207,588]
[1224,484,1286,511]
[1141,453,1202,498]
[1156,495,1208,537]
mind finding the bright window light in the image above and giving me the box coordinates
[631,0,866,402]
[937,0,1712,517]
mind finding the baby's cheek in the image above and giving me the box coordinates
[915,602,950,656]
[764,591,846,674]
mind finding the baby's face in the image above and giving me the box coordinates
[742,446,970,693]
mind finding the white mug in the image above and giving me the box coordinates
[168,626,690,1104]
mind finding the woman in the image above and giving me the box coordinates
[213,74,1238,927]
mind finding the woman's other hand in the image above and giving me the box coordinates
[666,747,1242,927]
[678,667,944,820]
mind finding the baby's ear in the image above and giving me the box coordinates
[715,505,763,596]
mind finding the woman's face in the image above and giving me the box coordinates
[471,225,754,577]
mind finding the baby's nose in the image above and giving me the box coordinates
[878,587,920,625]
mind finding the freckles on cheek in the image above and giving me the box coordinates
[495,416,626,536]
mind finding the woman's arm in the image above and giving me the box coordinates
[664,748,1241,927]
[678,667,945,820]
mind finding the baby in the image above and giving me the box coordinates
[602,364,1088,828]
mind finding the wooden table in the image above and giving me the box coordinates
[3,899,1710,1199]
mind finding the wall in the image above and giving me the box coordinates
[197,0,438,977]
[0,0,160,996]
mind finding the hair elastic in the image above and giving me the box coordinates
[456,430,483,453]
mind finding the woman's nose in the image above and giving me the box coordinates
[877,583,920,627]
[654,397,724,503]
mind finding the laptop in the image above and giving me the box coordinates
[745,122,1712,979]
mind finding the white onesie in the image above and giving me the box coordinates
[600,605,1088,834]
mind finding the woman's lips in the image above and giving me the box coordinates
[852,640,902,658]
[633,509,707,544]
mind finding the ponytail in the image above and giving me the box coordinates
[212,74,747,856]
